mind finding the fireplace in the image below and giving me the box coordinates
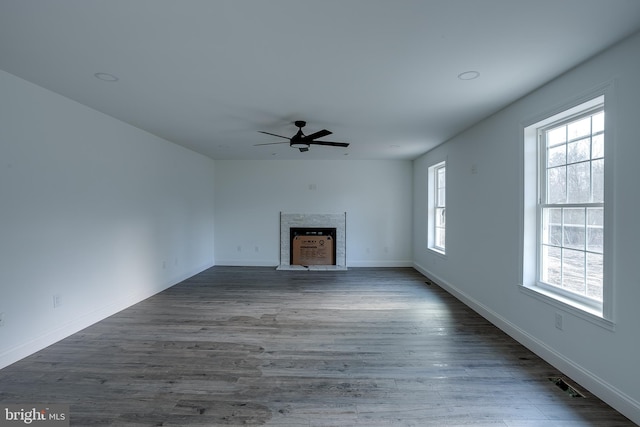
[290,228,336,266]
[277,213,347,270]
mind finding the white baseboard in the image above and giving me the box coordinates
[0,261,214,370]
[215,260,414,268]
[214,259,278,267]
[346,260,414,267]
[412,262,640,425]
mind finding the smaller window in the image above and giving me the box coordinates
[428,161,446,253]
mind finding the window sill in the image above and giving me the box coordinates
[427,247,446,258]
[519,283,615,331]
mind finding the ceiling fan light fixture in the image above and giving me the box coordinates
[290,142,310,149]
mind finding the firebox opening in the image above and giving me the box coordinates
[290,228,337,266]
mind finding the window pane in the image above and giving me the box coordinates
[567,137,590,163]
[548,144,566,167]
[535,104,604,307]
[435,208,445,227]
[437,189,445,206]
[567,162,590,203]
[435,228,445,249]
[437,167,445,187]
[542,208,562,246]
[547,126,566,146]
[587,207,603,253]
[592,158,604,203]
[541,245,562,285]
[547,166,566,203]
[429,161,446,253]
[568,116,590,140]
[586,252,603,301]
[563,208,585,250]
[592,111,604,133]
[592,134,604,159]
[562,249,585,294]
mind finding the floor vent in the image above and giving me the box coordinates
[549,377,585,398]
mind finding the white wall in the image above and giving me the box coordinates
[214,160,412,267]
[0,70,215,369]
[413,32,640,423]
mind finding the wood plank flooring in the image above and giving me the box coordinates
[0,267,634,426]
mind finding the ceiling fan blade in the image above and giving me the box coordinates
[253,141,290,146]
[308,141,350,147]
[303,129,332,141]
[299,147,309,152]
[258,131,290,139]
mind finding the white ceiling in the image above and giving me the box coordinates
[2,1,640,161]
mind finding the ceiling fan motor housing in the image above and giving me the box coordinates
[290,121,307,148]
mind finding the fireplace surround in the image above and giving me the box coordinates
[277,212,347,270]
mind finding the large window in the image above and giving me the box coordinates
[522,94,610,321]
[539,107,604,305]
[428,161,446,253]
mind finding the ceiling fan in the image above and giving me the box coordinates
[254,121,349,152]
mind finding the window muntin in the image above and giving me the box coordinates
[538,108,604,306]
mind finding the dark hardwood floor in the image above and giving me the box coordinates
[0,267,634,426]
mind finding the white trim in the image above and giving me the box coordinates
[536,104,605,310]
[214,260,279,267]
[0,261,214,370]
[427,160,446,253]
[427,247,447,257]
[347,260,414,268]
[521,85,615,321]
[413,262,639,425]
[518,284,614,331]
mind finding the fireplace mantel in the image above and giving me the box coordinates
[277,213,347,270]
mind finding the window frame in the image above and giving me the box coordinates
[536,105,604,312]
[428,160,446,254]
[520,90,614,327]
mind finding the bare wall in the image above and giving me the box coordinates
[413,32,640,423]
[213,159,413,267]
[0,70,216,369]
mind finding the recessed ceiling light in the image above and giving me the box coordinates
[457,70,480,80]
[94,72,119,82]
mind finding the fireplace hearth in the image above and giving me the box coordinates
[277,213,346,270]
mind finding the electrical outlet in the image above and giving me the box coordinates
[555,313,563,330]
[53,294,62,309]
[0,312,5,327]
